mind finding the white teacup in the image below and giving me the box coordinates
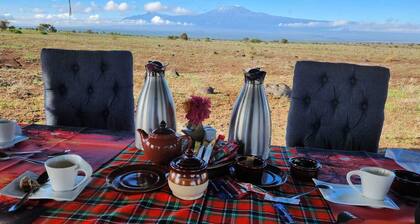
[0,119,16,143]
[346,167,395,201]
[45,154,93,192]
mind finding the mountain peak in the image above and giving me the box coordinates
[214,5,250,13]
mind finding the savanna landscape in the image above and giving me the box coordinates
[0,30,419,150]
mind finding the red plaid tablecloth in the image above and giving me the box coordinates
[30,145,335,224]
[0,125,415,223]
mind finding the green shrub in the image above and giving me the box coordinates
[168,35,178,40]
[37,23,57,33]
[40,31,48,35]
[9,29,22,34]
[281,38,288,44]
[250,38,262,43]
[205,37,211,42]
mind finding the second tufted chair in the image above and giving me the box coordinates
[41,48,134,132]
[286,61,390,153]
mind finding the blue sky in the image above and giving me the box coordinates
[0,0,419,23]
[1,0,419,38]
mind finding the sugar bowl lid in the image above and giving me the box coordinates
[170,148,207,174]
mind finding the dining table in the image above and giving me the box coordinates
[0,124,417,223]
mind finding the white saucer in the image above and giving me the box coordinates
[0,171,91,201]
[313,179,399,210]
[0,135,29,149]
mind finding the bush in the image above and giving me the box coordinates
[9,29,22,34]
[250,38,262,43]
[180,32,188,40]
[281,38,288,44]
[37,23,57,33]
[204,37,211,42]
[40,31,48,35]
[168,35,178,40]
[242,37,250,42]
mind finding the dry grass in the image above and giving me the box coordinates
[0,30,419,149]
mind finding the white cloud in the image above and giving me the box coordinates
[279,20,351,28]
[33,13,70,20]
[0,13,14,20]
[118,2,128,11]
[173,7,190,15]
[144,1,192,15]
[105,1,128,11]
[151,16,171,25]
[88,14,100,21]
[278,20,420,34]
[84,7,93,13]
[147,16,192,26]
[350,21,420,33]
[34,14,46,19]
[144,2,167,12]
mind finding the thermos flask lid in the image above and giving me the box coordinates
[146,60,165,73]
[244,68,266,83]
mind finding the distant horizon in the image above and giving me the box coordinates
[2,1,420,43]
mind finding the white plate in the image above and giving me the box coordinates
[313,179,399,210]
[0,171,91,201]
[0,135,29,149]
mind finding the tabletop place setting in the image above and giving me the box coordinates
[0,54,419,223]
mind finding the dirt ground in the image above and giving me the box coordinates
[0,30,419,150]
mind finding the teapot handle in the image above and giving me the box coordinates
[178,135,192,152]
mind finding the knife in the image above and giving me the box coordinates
[8,171,49,213]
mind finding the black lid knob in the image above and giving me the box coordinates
[244,68,266,83]
[145,60,165,73]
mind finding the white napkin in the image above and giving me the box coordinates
[385,148,420,174]
[313,179,399,210]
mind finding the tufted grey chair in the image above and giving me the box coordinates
[41,48,134,132]
[286,61,390,153]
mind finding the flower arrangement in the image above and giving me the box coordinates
[183,95,211,126]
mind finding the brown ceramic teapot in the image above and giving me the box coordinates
[138,121,191,165]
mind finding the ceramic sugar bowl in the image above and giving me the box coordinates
[168,148,208,200]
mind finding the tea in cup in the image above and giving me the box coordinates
[346,167,395,200]
[45,154,93,192]
[0,119,16,143]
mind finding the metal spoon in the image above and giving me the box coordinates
[0,155,45,165]
[290,184,333,199]
[0,150,42,159]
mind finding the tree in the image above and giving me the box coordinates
[37,23,57,33]
[180,32,188,40]
[281,38,288,44]
[0,20,9,31]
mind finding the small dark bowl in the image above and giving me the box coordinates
[289,157,321,181]
[391,170,420,199]
[234,156,267,183]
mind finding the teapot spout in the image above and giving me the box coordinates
[138,129,149,142]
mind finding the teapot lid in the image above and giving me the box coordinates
[170,148,207,173]
[244,67,266,83]
[152,121,175,135]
